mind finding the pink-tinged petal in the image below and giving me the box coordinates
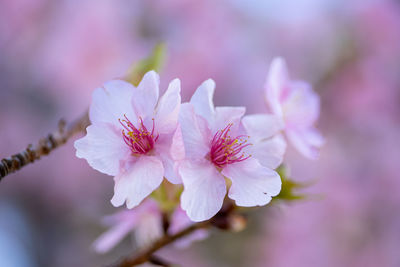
[170,125,185,162]
[74,123,129,176]
[305,127,325,147]
[265,57,289,117]
[92,212,138,254]
[283,81,320,128]
[168,207,191,234]
[158,152,181,184]
[130,199,163,248]
[179,160,226,222]
[111,156,164,209]
[247,134,286,169]
[131,71,160,119]
[211,106,246,135]
[242,114,284,141]
[179,103,211,160]
[135,198,161,214]
[152,129,182,184]
[155,78,181,134]
[190,79,216,123]
[134,209,163,248]
[222,158,281,207]
[169,207,208,248]
[286,127,324,160]
[89,80,135,127]
[173,226,208,249]
[159,126,185,184]
[93,199,161,253]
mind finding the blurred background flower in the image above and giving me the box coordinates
[0,0,399,266]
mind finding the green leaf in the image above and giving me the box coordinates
[124,43,167,86]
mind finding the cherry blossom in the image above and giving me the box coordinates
[93,199,207,253]
[178,80,283,222]
[93,199,163,253]
[74,71,182,209]
[265,58,324,159]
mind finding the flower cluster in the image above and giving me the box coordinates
[74,57,323,251]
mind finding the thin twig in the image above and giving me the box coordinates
[0,111,90,180]
[112,220,210,267]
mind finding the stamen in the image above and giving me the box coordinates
[119,115,159,156]
[209,123,251,168]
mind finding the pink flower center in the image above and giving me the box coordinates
[209,123,251,168]
[119,115,159,156]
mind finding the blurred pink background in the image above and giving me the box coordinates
[1,0,399,266]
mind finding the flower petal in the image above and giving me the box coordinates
[222,158,281,207]
[286,127,324,160]
[170,125,185,162]
[169,207,209,248]
[164,125,185,184]
[131,71,160,119]
[158,151,181,184]
[179,103,211,160]
[111,156,164,209]
[154,78,181,134]
[92,211,138,254]
[74,123,129,176]
[247,134,286,169]
[283,81,320,128]
[134,209,163,248]
[89,80,135,127]
[242,113,284,141]
[190,79,216,123]
[179,160,226,222]
[211,106,246,134]
[152,126,183,184]
[265,57,289,117]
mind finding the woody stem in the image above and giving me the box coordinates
[0,111,90,181]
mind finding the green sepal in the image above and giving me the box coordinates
[274,164,309,201]
[125,43,167,86]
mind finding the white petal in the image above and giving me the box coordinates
[190,79,216,123]
[111,156,164,209]
[179,161,226,222]
[131,71,160,119]
[265,57,289,117]
[247,134,286,169]
[242,113,284,141]
[286,127,324,160]
[222,158,281,207]
[211,106,246,135]
[154,78,181,134]
[179,103,211,160]
[89,80,135,127]
[74,123,129,176]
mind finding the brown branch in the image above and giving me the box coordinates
[110,221,211,267]
[112,220,210,267]
[0,111,90,181]
[148,255,173,266]
[111,202,243,267]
